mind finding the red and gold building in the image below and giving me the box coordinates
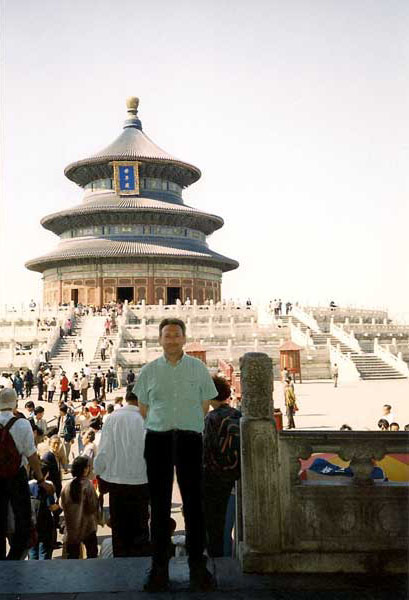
[26,97,238,305]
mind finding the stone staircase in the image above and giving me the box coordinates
[284,315,406,381]
[349,354,407,380]
[88,328,119,375]
[46,315,85,374]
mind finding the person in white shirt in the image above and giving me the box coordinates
[0,388,54,559]
[381,404,396,425]
[94,385,149,558]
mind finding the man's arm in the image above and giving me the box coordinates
[202,399,213,416]
[139,403,149,419]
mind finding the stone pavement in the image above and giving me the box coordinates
[0,557,407,600]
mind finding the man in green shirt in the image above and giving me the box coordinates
[134,318,217,592]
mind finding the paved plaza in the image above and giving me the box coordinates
[275,378,409,431]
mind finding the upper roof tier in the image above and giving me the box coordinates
[64,97,201,188]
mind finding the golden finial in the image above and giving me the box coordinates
[126,97,139,113]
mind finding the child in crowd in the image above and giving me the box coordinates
[60,456,99,559]
[28,463,59,560]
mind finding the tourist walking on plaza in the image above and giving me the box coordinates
[93,374,102,401]
[80,373,89,403]
[134,318,217,592]
[13,372,24,399]
[60,456,98,559]
[59,371,69,403]
[94,385,150,558]
[332,363,339,388]
[37,371,45,401]
[284,378,297,429]
[0,388,54,560]
[24,369,34,397]
[100,337,108,361]
[47,375,56,403]
[57,404,76,471]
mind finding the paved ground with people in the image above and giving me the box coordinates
[2,370,408,598]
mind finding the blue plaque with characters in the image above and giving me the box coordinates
[112,161,140,195]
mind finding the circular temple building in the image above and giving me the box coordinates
[26,97,239,306]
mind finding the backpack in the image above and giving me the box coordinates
[0,417,22,479]
[206,407,241,480]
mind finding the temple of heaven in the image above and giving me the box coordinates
[26,97,239,306]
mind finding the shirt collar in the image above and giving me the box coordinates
[161,352,185,366]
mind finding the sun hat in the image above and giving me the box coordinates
[0,388,18,410]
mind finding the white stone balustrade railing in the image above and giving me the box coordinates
[307,305,388,321]
[289,323,314,348]
[238,352,409,575]
[0,303,73,323]
[329,344,360,382]
[128,301,258,321]
[374,339,409,378]
[292,306,320,332]
[330,322,362,353]
[344,323,409,335]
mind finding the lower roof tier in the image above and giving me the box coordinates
[25,237,239,273]
[41,193,223,236]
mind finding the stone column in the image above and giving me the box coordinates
[239,352,281,572]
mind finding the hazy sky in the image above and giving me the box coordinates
[1,0,408,318]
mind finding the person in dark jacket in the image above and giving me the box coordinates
[41,435,63,498]
[92,375,101,401]
[37,371,44,402]
[24,369,34,397]
[13,372,24,399]
[57,405,76,471]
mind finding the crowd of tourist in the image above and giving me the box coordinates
[0,317,243,593]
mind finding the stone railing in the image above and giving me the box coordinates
[307,306,389,321]
[374,339,409,378]
[128,300,258,321]
[238,352,408,574]
[329,344,360,382]
[289,323,314,348]
[330,322,362,353]
[0,303,73,323]
[292,306,321,333]
[344,323,409,335]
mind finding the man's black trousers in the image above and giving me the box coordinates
[144,429,205,567]
[108,482,150,557]
[0,467,31,560]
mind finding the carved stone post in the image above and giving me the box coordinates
[239,352,281,571]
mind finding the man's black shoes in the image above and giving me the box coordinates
[143,564,170,593]
[189,558,217,592]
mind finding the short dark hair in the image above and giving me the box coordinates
[107,403,114,413]
[340,424,352,431]
[404,424,409,431]
[378,418,389,430]
[25,401,35,410]
[59,404,68,414]
[159,318,186,337]
[34,406,44,415]
[383,404,392,411]
[390,422,400,430]
[212,375,231,402]
[126,384,138,403]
